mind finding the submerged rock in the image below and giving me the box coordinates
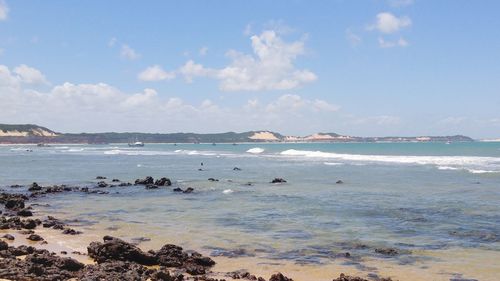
[173,188,183,192]
[183,187,194,194]
[375,247,400,256]
[96,176,107,180]
[27,234,44,241]
[336,180,344,184]
[233,167,242,171]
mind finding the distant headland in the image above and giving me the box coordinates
[0,123,474,144]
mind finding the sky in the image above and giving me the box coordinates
[0,0,499,138]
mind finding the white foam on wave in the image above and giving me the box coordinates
[246,147,265,154]
[437,166,459,170]
[280,149,500,173]
[467,169,499,174]
[223,189,234,194]
[324,162,343,166]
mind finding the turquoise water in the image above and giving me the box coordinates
[1,142,500,268]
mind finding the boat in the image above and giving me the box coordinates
[128,141,144,147]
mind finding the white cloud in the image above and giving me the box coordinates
[138,65,176,81]
[0,0,9,21]
[346,29,362,46]
[378,37,409,48]
[369,12,412,34]
[176,30,317,91]
[13,64,49,85]
[0,64,335,133]
[199,46,208,56]
[120,44,141,60]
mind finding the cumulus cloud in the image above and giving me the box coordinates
[0,0,8,21]
[143,30,317,91]
[138,65,176,81]
[13,64,50,85]
[0,64,334,133]
[368,12,411,34]
[378,37,409,48]
[120,44,141,60]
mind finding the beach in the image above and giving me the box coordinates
[1,142,499,280]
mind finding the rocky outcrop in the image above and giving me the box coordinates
[135,176,154,185]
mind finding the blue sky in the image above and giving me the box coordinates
[1,0,499,138]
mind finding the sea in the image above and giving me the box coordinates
[1,142,499,280]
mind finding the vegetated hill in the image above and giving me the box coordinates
[0,124,58,137]
[0,124,474,143]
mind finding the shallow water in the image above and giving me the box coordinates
[1,142,500,280]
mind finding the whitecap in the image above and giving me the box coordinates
[324,162,343,166]
[247,147,265,154]
[223,189,234,194]
[280,149,500,172]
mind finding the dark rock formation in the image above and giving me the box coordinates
[183,187,194,194]
[269,273,293,281]
[270,178,287,183]
[96,176,107,180]
[87,236,156,265]
[28,182,42,191]
[135,176,154,185]
[155,177,172,186]
[97,181,108,188]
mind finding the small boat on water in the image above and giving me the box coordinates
[128,141,145,147]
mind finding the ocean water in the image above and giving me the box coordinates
[1,142,500,280]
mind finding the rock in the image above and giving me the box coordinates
[375,247,399,256]
[183,187,194,194]
[145,184,159,189]
[208,178,219,182]
[87,236,157,265]
[28,182,42,191]
[0,240,7,251]
[27,234,44,241]
[10,184,22,188]
[270,178,287,183]
[97,181,108,188]
[332,273,370,281]
[173,188,183,192]
[112,179,120,182]
[21,219,39,229]
[155,177,172,186]
[42,216,65,229]
[135,176,154,185]
[96,176,107,180]
[155,244,215,274]
[118,182,132,187]
[5,198,25,210]
[233,167,242,171]
[269,273,293,281]
[2,234,15,240]
[336,180,344,184]
[17,209,33,217]
[78,261,156,281]
[62,228,82,235]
